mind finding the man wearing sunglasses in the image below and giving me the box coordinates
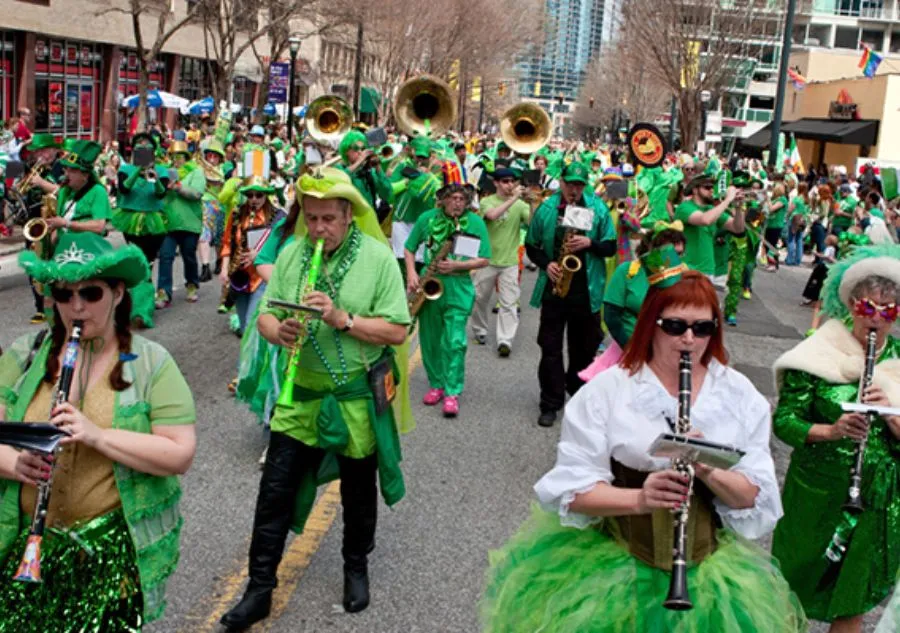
[674,174,745,280]
[471,168,531,356]
[338,130,394,215]
[525,162,616,428]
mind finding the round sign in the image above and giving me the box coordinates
[627,123,667,168]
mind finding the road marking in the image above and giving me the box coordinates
[187,342,422,632]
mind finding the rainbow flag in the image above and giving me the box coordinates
[787,67,807,90]
[858,46,883,78]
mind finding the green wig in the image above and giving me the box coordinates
[820,243,900,320]
[338,130,367,164]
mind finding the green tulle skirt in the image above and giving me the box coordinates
[236,302,285,424]
[481,506,807,633]
[0,510,142,633]
[110,209,168,236]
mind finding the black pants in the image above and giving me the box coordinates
[803,263,829,302]
[248,431,378,590]
[537,299,602,413]
[123,233,166,266]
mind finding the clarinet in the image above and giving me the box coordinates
[663,351,694,610]
[843,328,878,514]
[14,320,84,583]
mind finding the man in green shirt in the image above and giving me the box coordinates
[471,167,531,357]
[222,168,410,631]
[832,183,857,235]
[405,183,491,418]
[157,141,206,308]
[674,174,744,279]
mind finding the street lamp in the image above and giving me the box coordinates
[699,89,712,153]
[287,36,301,143]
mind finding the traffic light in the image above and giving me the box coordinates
[448,59,460,90]
[498,81,506,96]
[534,81,541,97]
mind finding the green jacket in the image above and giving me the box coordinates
[393,171,441,225]
[525,191,616,313]
[164,164,206,234]
[0,333,194,623]
[339,163,394,210]
[288,360,405,534]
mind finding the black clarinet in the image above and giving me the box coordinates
[843,329,878,514]
[663,351,694,610]
[14,320,84,583]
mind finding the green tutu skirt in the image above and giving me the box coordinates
[236,301,285,424]
[481,506,807,633]
[0,509,142,633]
[110,209,168,236]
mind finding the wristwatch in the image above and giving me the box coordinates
[341,312,354,332]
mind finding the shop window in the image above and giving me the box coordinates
[0,31,16,124]
[889,31,900,53]
[34,38,102,138]
[807,24,830,47]
[860,29,883,51]
[834,26,859,50]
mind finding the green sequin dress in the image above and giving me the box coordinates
[771,335,900,621]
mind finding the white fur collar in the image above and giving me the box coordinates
[773,319,900,406]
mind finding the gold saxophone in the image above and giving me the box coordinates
[408,221,459,317]
[23,191,58,263]
[552,228,583,298]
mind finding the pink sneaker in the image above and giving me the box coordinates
[442,396,459,418]
[423,388,444,406]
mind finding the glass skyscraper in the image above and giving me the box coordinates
[518,0,606,103]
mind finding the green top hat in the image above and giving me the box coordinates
[59,140,103,172]
[26,133,60,152]
[640,244,688,289]
[201,138,226,160]
[561,162,590,185]
[410,136,432,159]
[19,232,149,289]
[239,175,276,196]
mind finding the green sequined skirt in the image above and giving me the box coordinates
[0,509,142,633]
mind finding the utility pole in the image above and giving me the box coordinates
[768,0,797,168]
[668,95,677,149]
[477,82,485,133]
[352,20,364,120]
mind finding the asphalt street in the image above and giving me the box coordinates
[0,245,891,633]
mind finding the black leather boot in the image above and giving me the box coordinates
[199,264,212,282]
[222,433,308,630]
[214,258,223,275]
[338,454,378,613]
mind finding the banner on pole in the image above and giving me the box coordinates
[269,62,290,103]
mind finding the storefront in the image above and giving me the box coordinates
[116,50,170,135]
[0,31,17,124]
[33,36,103,140]
[178,56,213,103]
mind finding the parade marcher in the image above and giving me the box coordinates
[0,232,196,632]
[524,162,616,428]
[220,168,412,630]
[48,140,110,237]
[405,183,491,417]
[675,174,745,281]
[157,140,205,308]
[197,138,227,282]
[115,133,172,328]
[481,266,805,633]
[772,244,900,633]
[338,130,394,213]
[471,167,530,356]
[390,137,442,278]
[721,171,761,327]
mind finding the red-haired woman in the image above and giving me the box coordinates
[481,263,806,632]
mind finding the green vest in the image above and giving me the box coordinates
[0,334,186,623]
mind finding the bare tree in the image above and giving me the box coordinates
[97,0,202,130]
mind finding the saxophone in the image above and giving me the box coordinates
[407,219,459,317]
[552,226,583,298]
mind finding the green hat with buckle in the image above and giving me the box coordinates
[640,244,688,289]
[19,231,149,289]
[59,140,102,172]
[26,133,61,152]
[561,161,590,185]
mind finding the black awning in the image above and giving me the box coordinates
[740,123,773,149]
[781,118,880,146]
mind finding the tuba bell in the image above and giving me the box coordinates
[500,102,552,155]
[305,95,353,145]
[394,74,457,138]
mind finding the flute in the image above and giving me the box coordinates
[663,351,694,610]
[14,319,84,583]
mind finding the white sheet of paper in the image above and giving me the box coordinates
[561,205,594,231]
[247,227,268,250]
[453,234,481,259]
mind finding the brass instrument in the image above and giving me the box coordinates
[394,75,457,138]
[499,102,552,155]
[552,228,583,298]
[14,160,49,196]
[305,95,353,145]
[663,351,695,610]
[24,191,59,263]
[408,221,459,316]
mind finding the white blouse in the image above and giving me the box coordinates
[534,360,783,540]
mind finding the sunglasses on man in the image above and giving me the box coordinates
[246,192,267,200]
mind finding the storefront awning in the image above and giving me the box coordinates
[740,124,773,149]
[781,118,880,146]
[359,87,382,115]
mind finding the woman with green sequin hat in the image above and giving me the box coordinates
[772,243,900,630]
[482,270,806,632]
[0,231,196,632]
[221,166,413,630]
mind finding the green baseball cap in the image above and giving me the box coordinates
[561,162,590,185]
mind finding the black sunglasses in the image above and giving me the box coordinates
[51,285,105,304]
[656,317,718,338]
[246,192,266,199]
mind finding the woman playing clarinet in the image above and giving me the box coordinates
[481,247,805,632]
[772,243,900,633]
[0,232,197,632]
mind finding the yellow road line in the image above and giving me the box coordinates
[187,344,422,632]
